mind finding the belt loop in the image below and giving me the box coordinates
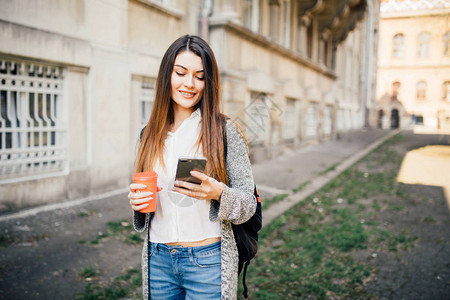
[155,243,159,255]
[188,247,194,262]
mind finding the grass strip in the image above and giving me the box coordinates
[75,268,142,300]
[242,133,420,299]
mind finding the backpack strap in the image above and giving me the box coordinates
[242,260,250,298]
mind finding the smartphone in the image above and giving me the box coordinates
[175,157,207,185]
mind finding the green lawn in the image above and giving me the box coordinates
[242,133,419,299]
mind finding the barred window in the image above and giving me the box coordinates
[0,59,67,181]
[140,78,156,127]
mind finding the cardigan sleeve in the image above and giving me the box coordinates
[133,126,153,233]
[210,120,257,225]
[133,211,148,232]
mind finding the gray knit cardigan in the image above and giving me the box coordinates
[133,120,257,300]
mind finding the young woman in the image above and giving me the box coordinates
[128,35,256,299]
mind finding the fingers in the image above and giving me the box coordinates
[173,180,202,192]
[130,202,149,211]
[173,173,223,201]
[173,177,209,200]
[128,191,153,200]
[129,195,153,204]
[128,183,162,211]
[172,187,207,200]
[190,170,208,182]
[129,184,163,192]
[128,194,153,211]
[130,183,147,190]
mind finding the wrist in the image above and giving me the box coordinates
[214,182,224,201]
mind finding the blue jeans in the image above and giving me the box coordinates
[148,241,221,300]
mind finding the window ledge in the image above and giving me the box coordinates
[210,19,337,79]
[0,170,68,185]
[133,0,183,19]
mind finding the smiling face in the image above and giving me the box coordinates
[170,51,205,114]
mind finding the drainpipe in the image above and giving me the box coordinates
[364,0,373,128]
[201,0,213,41]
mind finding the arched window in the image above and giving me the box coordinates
[393,33,404,58]
[416,81,427,101]
[444,32,450,57]
[443,81,450,102]
[391,81,401,100]
[418,32,431,58]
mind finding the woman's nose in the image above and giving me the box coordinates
[184,75,194,87]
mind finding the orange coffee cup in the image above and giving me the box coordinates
[132,171,158,213]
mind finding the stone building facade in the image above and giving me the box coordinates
[0,0,379,210]
[208,0,380,161]
[376,0,450,130]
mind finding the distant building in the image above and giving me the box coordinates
[0,0,379,211]
[376,0,450,130]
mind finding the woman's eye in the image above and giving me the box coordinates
[176,72,185,76]
[196,76,204,80]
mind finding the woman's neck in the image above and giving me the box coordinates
[170,105,196,132]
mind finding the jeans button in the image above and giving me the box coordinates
[171,249,176,254]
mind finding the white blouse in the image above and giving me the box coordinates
[149,108,222,243]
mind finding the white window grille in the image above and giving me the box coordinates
[140,78,156,127]
[283,98,296,141]
[0,58,67,181]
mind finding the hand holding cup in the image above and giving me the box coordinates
[129,171,160,213]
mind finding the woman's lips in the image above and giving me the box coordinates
[179,90,196,98]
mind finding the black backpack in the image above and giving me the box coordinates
[222,120,262,299]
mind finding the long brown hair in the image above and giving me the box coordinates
[136,35,228,185]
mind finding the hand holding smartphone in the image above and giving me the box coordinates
[175,157,207,185]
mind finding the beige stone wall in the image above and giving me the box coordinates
[209,0,377,162]
[0,0,201,210]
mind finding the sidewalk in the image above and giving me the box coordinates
[253,128,396,226]
[0,128,395,300]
